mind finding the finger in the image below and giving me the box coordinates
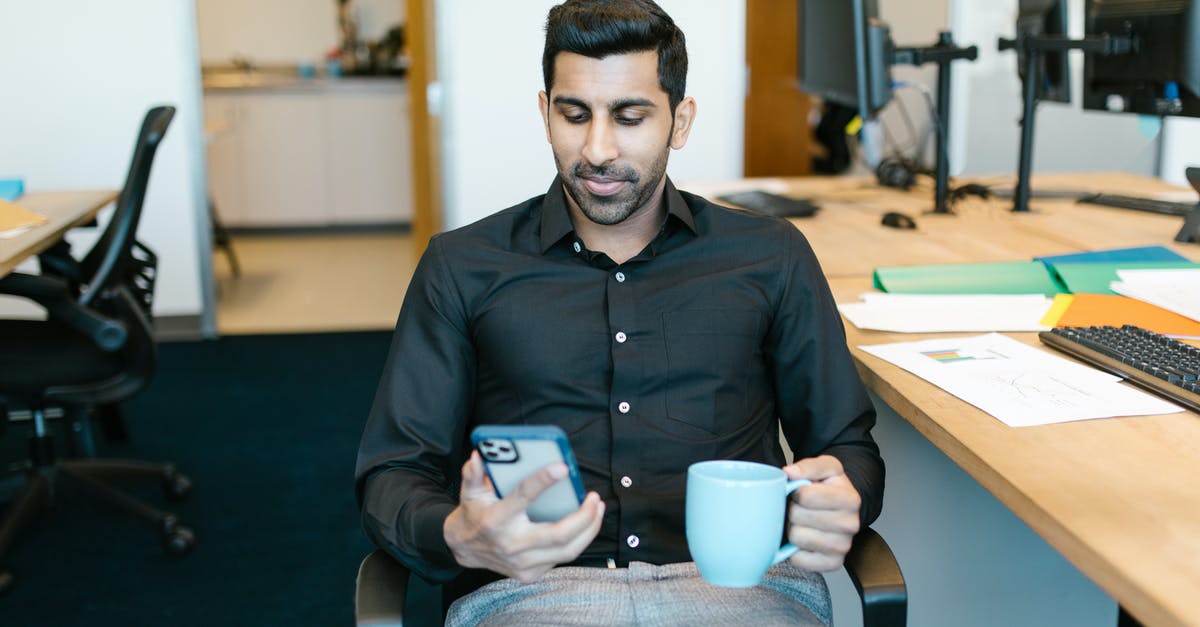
[791,479,861,512]
[787,547,847,573]
[787,524,853,565]
[783,455,845,482]
[459,451,496,501]
[542,492,605,548]
[512,493,605,564]
[788,502,861,536]
[492,461,570,519]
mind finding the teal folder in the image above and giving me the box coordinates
[872,261,1064,296]
[1047,260,1200,294]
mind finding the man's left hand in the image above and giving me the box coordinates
[782,455,861,572]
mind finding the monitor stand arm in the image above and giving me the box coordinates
[997,33,1134,213]
[892,33,978,214]
[1174,167,1200,244]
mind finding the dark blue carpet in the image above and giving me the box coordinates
[1,331,394,626]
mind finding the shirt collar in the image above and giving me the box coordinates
[538,175,699,254]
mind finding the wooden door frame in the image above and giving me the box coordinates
[405,0,443,258]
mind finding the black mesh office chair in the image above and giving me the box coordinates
[0,106,194,594]
[355,526,907,626]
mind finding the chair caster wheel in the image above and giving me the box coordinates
[161,468,192,502]
[160,516,196,556]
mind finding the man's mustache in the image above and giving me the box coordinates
[572,163,639,182]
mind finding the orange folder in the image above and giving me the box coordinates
[1041,293,1200,338]
[0,199,47,233]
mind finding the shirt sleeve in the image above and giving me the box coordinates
[355,234,475,583]
[767,225,885,526]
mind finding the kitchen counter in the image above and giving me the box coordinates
[202,65,406,92]
[204,73,405,93]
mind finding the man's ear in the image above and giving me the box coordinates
[538,90,552,143]
[669,96,697,150]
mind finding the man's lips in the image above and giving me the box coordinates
[582,177,628,196]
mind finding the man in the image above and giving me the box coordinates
[356,1,884,624]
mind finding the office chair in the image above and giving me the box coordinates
[354,526,907,626]
[0,106,194,594]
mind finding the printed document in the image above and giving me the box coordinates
[1111,268,1200,324]
[838,293,1053,333]
[860,333,1180,427]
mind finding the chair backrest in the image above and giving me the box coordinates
[78,105,175,310]
[44,107,173,406]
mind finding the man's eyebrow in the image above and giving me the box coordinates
[552,96,590,109]
[610,98,657,110]
[551,96,658,110]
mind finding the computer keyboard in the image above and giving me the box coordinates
[1039,324,1200,412]
[1076,193,1198,217]
[716,190,819,218]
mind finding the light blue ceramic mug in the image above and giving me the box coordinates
[686,460,811,587]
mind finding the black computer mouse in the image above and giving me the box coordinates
[881,211,917,229]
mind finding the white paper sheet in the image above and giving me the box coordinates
[838,293,1054,333]
[860,333,1181,426]
[1111,268,1200,324]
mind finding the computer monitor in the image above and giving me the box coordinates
[797,0,977,213]
[1016,0,1072,103]
[797,0,895,128]
[1082,0,1200,117]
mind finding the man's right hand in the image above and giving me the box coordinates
[443,450,605,583]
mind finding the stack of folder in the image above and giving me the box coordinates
[866,245,1200,337]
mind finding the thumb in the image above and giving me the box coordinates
[459,451,496,502]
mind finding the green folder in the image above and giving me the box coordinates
[872,261,1064,295]
[1047,260,1200,294]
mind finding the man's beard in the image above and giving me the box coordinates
[556,147,670,226]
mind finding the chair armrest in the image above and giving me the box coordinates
[0,273,127,351]
[37,239,82,286]
[356,550,410,627]
[844,527,907,627]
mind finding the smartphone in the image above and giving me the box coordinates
[470,424,586,522]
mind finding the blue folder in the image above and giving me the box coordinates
[1035,245,1189,265]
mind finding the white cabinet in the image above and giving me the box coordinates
[326,91,413,224]
[204,81,413,227]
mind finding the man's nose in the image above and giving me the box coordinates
[582,119,619,165]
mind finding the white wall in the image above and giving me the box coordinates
[1162,117,1200,188]
[196,0,405,65]
[434,0,746,229]
[949,0,1160,178]
[0,0,210,323]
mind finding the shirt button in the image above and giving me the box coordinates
[618,401,631,413]
[615,272,626,282]
[573,241,582,253]
[626,534,640,548]
[615,331,627,343]
[620,476,633,488]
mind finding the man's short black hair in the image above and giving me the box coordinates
[543,0,688,112]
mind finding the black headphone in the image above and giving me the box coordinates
[875,158,918,190]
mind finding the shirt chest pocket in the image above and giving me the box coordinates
[662,309,764,435]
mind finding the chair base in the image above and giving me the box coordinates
[0,457,195,595]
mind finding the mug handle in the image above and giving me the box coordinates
[772,479,812,565]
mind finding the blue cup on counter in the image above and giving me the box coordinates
[686,460,810,587]
[298,62,316,79]
[0,178,24,201]
[326,59,343,78]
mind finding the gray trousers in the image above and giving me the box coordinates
[445,561,831,626]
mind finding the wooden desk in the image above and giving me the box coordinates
[700,172,1200,626]
[0,190,119,277]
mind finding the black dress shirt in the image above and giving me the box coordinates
[356,176,883,586]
